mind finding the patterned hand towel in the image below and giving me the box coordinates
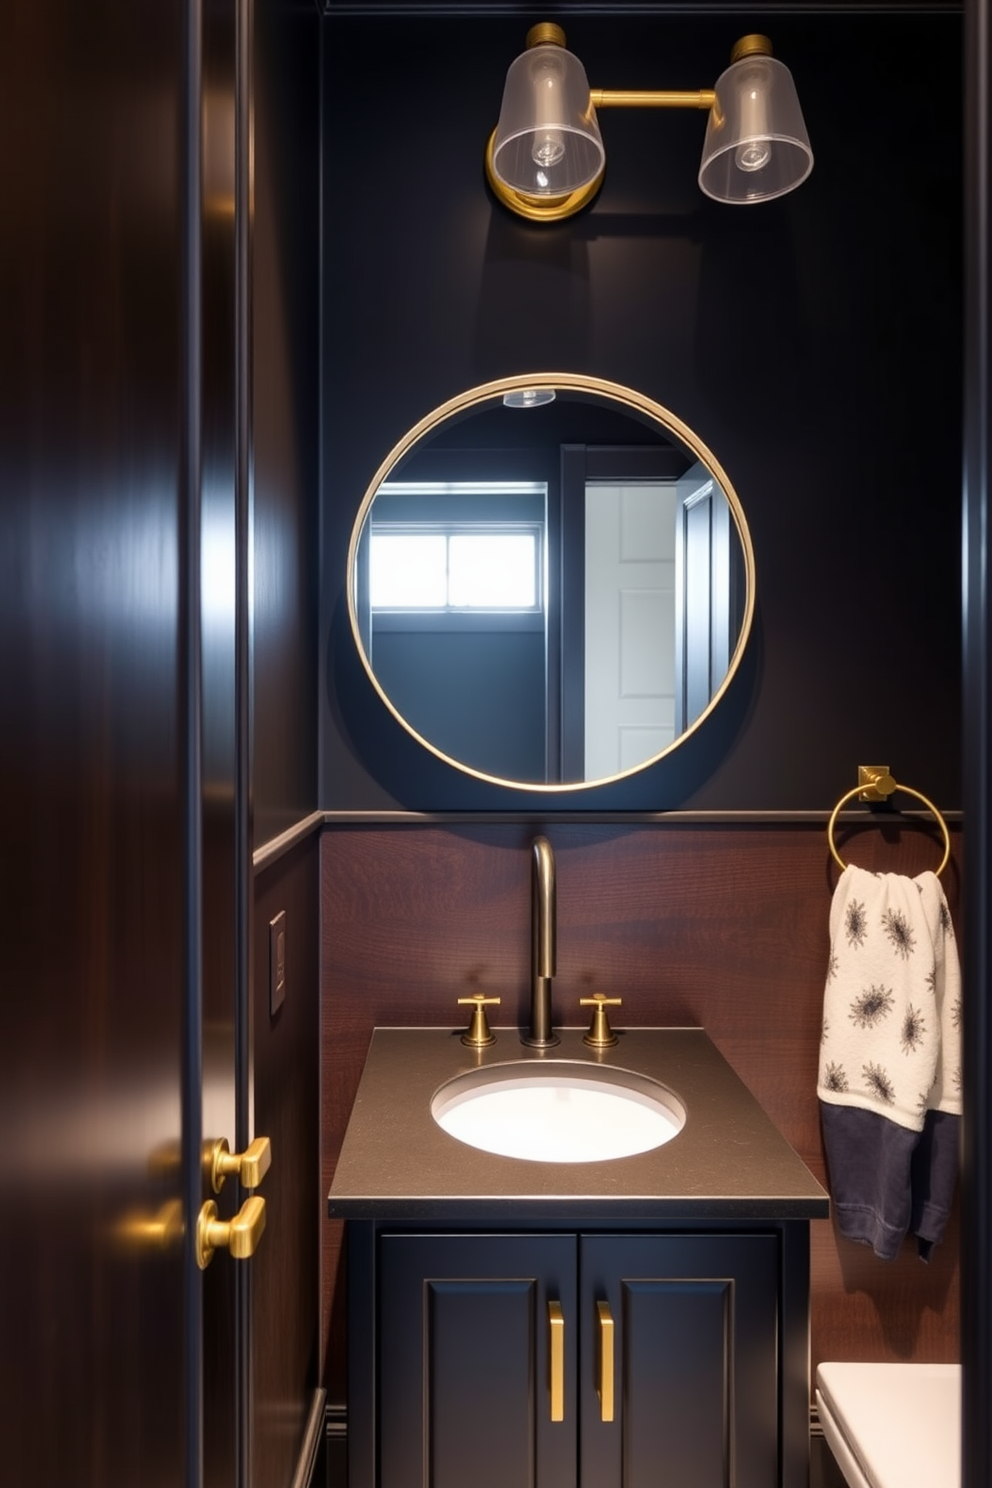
[817,865,962,1260]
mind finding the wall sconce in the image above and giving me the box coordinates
[486,22,813,221]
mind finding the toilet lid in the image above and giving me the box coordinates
[816,1363,961,1488]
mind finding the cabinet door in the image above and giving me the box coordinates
[580,1233,779,1488]
[378,1233,577,1488]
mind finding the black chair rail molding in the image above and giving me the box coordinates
[486,21,814,221]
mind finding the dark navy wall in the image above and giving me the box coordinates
[253,0,322,844]
[373,628,547,778]
[320,8,963,811]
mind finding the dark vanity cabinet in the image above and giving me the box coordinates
[347,1219,807,1488]
[329,1031,829,1488]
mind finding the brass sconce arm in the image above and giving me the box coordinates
[590,89,716,111]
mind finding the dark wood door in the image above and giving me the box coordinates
[0,2,255,1484]
[579,1233,779,1488]
[378,1233,579,1488]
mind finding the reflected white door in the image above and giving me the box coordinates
[583,482,677,780]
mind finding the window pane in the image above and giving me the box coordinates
[370,533,447,607]
[449,534,537,608]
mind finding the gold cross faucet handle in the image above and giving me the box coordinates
[580,994,622,1048]
[457,994,501,1048]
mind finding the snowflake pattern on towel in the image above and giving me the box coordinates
[882,906,917,960]
[863,1062,895,1104]
[823,1061,849,1093]
[845,899,868,948]
[900,1005,927,1054]
[849,984,894,1028]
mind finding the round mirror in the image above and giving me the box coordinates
[347,374,755,791]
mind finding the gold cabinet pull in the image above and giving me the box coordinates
[548,1299,565,1422]
[195,1194,266,1270]
[596,1300,615,1422]
[205,1134,272,1194]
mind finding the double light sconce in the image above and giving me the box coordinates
[486,23,813,221]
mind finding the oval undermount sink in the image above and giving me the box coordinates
[431,1061,686,1163]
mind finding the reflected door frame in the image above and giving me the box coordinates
[560,445,690,781]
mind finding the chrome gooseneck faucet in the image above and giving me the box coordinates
[524,835,558,1047]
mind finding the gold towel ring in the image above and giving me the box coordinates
[827,774,951,877]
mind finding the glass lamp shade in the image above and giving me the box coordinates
[698,53,813,204]
[490,42,605,199]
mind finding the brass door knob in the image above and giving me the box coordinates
[196,1194,267,1270]
[204,1134,272,1194]
[580,994,622,1048]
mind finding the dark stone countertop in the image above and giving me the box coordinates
[327,1026,829,1222]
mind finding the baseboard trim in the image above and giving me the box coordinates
[290,1388,327,1488]
[318,1399,834,1481]
[324,1401,348,1488]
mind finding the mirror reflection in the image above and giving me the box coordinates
[347,376,754,790]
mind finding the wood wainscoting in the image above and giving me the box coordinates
[319,816,962,1402]
[253,832,322,1488]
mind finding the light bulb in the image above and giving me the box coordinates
[532,130,566,169]
[734,66,772,175]
[735,139,772,173]
[503,388,556,409]
[529,55,567,170]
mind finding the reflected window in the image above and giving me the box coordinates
[370,527,541,612]
[358,483,550,783]
[370,532,447,608]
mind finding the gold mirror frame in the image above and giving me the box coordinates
[346,372,756,792]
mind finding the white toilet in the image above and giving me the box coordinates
[816,1362,961,1488]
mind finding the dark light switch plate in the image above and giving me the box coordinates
[269,909,286,1016]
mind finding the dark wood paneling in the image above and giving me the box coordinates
[320,821,962,1397]
[253,834,322,1483]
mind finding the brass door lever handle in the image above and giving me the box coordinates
[196,1195,267,1270]
[204,1134,272,1194]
